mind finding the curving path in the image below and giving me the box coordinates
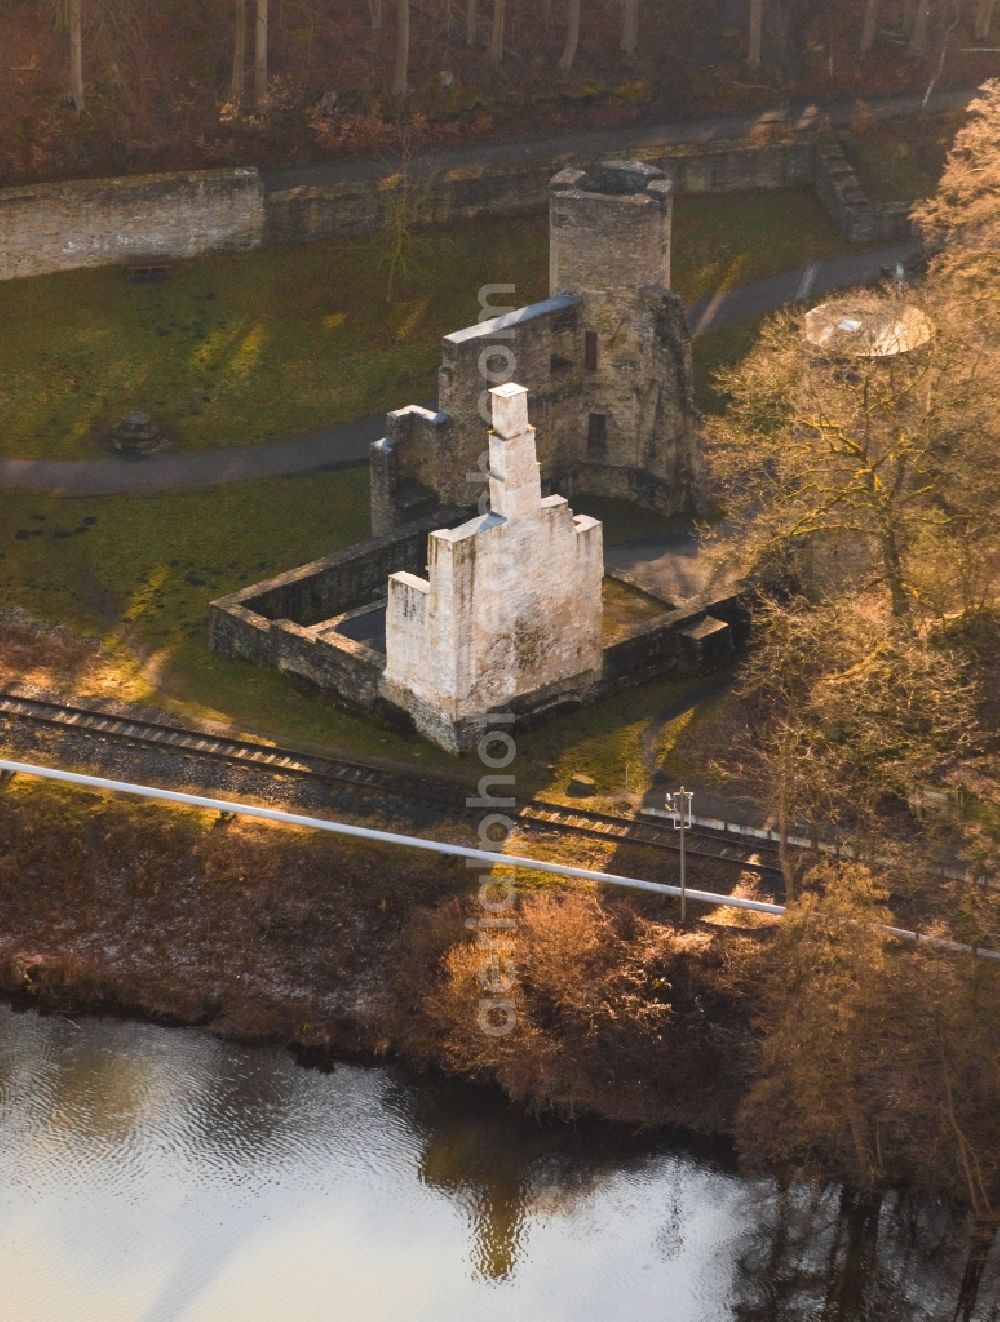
[0,239,918,498]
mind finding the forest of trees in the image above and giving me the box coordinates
[1,0,997,180]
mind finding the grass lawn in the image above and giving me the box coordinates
[671,188,857,301]
[514,671,725,804]
[692,314,767,415]
[0,468,465,767]
[0,189,853,462]
[0,467,720,791]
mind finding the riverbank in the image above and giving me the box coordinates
[2,774,997,1224]
[0,777,764,1132]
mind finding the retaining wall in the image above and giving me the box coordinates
[262,138,816,247]
[813,133,916,244]
[0,168,264,281]
[1,130,888,282]
[3,127,898,282]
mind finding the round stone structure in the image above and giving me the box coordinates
[804,298,933,359]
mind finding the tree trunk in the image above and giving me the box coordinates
[776,738,797,901]
[393,0,410,97]
[748,0,764,67]
[489,0,505,65]
[906,0,932,55]
[69,0,84,113]
[232,0,246,106]
[559,0,581,72]
[974,0,995,38]
[861,0,880,51]
[954,1224,996,1322]
[881,528,911,620]
[466,0,476,46]
[620,0,639,55]
[253,0,268,109]
[370,0,383,32]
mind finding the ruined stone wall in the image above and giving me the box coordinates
[579,284,700,510]
[603,603,735,687]
[209,507,461,655]
[0,168,263,281]
[262,138,816,247]
[377,160,702,534]
[550,163,673,294]
[383,387,604,748]
[373,295,585,533]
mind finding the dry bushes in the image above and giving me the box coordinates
[397,887,762,1131]
[0,784,462,1053]
[0,610,98,690]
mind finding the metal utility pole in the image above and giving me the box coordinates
[665,786,694,923]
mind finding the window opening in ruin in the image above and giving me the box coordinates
[588,412,607,459]
[585,330,598,371]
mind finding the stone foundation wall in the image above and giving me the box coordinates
[262,138,817,249]
[210,509,749,755]
[0,168,264,281]
[813,133,916,244]
[2,129,901,283]
[212,508,462,637]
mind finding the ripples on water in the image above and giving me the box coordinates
[0,1005,994,1321]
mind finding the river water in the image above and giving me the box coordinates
[0,1004,994,1321]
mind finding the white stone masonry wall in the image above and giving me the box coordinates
[383,383,603,733]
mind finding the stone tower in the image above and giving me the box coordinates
[549,160,674,295]
[371,158,702,535]
[382,383,604,752]
[549,160,701,512]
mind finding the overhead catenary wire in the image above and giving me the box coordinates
[1,758,995,960]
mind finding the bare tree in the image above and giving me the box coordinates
[620,0,639,55]
[253,0,268,110]
[914,80,1000,333]
[231,0,246,107]
[748,0,764,67]
[68,0,85,112]
[975,0,996,38]
[466,0,476,46]
[737,861,894,1189]
[726,595,977,896]
[861,0,880,52]
[705,277,1000,623]
[489,0,505,64]
[369,0,384,32]
[559,0,581,71]
[392,0,410,97]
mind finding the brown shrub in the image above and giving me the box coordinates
[397,887,762,1131]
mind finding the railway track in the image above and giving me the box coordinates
[0,691,785,883]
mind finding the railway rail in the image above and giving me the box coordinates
[0,691,784,883]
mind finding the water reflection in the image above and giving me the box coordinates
[0,1004,996,1321]
[400,1069,735,1281]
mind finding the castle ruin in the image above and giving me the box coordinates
[209,165,743,753]
[371,160,704,534]
[383,383,604,750]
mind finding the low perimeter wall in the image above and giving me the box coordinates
[2,123,908,281]
[210,515,751,753]
[263,137,814,246]
[0,167,264,281]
